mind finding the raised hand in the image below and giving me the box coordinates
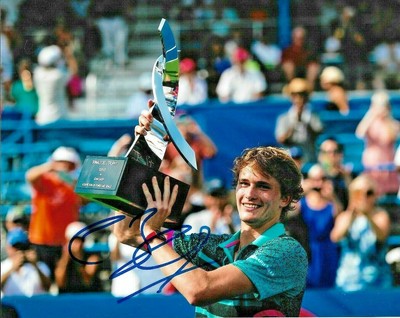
[141,176,178,236]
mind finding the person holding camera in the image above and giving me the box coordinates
[1,228,51,296]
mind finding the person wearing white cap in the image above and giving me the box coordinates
[33,44,78,125]
[320,66,349,115]
[25,146,83,281]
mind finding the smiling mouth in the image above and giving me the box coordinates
[242,203,260,209]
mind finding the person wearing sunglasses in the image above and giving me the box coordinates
[1,228,51,296]
[318,137,353,211]
[330,174,393,291]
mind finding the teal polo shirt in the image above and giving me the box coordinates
[174,223,308,317]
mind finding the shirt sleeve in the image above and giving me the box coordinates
[232,237,307,300]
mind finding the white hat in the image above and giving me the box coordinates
[51,146,81,166]
[65,221,87,240]
[38,45,62,67]
[386,247,400,264]
[320,66,344,84]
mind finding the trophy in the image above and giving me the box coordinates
[75,19,197,228]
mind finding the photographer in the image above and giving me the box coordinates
[1,228,51,296]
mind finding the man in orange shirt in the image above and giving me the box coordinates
[26,146,83,281]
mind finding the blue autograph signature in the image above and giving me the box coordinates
[68,208,211,303]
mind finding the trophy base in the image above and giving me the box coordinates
[75,156,189,229]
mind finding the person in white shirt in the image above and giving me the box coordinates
[1,228,51,296]
[177,58,208,106]
[33,45,77,125]
[216,47,267,103]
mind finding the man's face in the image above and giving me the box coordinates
[235,165,289,230]
[291,92,308,109]
[53,160,76,172]
[319,140,342,167]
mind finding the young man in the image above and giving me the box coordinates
[113,110,307,317]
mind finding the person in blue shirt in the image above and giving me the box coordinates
[113,110,308,317]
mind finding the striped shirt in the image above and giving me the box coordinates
[173,223,308,317]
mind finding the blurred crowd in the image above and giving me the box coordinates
[1,0,400,307]
[1,1,400,121]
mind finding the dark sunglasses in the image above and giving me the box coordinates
[320,149,341,154]
[366,189,375,197]
[12,242,31,250]
[291,91,308,97]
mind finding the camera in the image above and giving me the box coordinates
[12,242,31,251]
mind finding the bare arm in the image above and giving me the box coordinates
[366,209,391,242]
[1,252,24,288]
[330,210,354,242]
[139,177,255,306]
[108,134,132,157]
[54,247,71,288]
[25,250,51,291]
[25,162,54,184]
[329,86,349,115]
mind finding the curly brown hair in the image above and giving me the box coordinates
[232,146,304,219]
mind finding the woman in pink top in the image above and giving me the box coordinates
[356,91,400,196]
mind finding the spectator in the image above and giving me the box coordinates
[55,221,103,293]
[318,137,352,210]
[89,0,129,67]
[1,228,51,296]
[386,246,400,287]
[33,44,78,125]
[177,58,208,106]
[3,205,30,233]
[319,66,349,115]
[167,154,207,229]
[330,6,368,90]
[372,31,400,90]
[0,0,23,28]
[275,78,324,163]
[126,72,153,119]
[251,34,282,74]
[288,146,305,173]
[183,179,240,235]
[162,113,217,190]
[356,91,400,197]
[114,142,307,316]
[108,133,133,157]
[26,146,83,281]
[216,47,267,103]
[281,26,320,90]
[395,145,400,199]
[108,232,166,296]
[331,175,393,291]
[1,206,29,262]
[298,164,340,288]
[9,58,39,119]
[199,36,231,99]
[0,8,13,103]
[251,34,283,92]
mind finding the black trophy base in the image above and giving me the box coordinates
[75,156,189,229]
